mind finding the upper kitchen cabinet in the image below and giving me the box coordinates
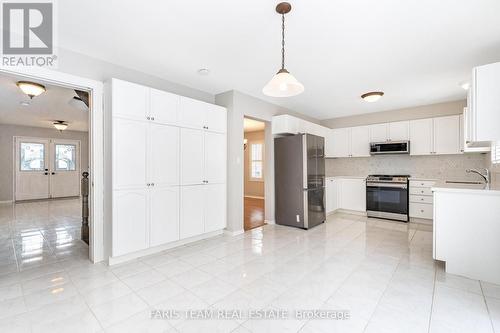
[410,116,461,155]
[326,128,350,158]
[149,88,179,125]
[179,97,227,133]
[111,79,149,120]
[470,62,500,143]
[433,115,460,154]
[388,121,410,141]
[326,126,370,158]
[350,126,371,157]
[272,114,329,137]
[409,118,433,155]
[369,121,409,142]
[369,123,388,142]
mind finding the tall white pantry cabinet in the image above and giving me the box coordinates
[108,79,227,260]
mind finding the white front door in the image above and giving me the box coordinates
[15,138,50,201]
[50,139,81,198]
[15,137,81,201]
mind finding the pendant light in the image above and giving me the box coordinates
[263,2,304,97]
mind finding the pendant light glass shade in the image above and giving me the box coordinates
[263,2,304,98]
[263,69,304,97]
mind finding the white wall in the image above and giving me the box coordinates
[321,100,466,129]
[0,124,89,201]
[56,48,214,103]
[215,90,322,232]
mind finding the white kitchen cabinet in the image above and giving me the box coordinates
[204,184,227,233]
[150,186,179,247]
[110,78,227,260]
[204,132,227,184]
[471,62,500,143]
[113,118,148,189]
[149,88,179,125]
[205,104,227,134]
[149,124,179,187]
[339,178,366,212]
[180,128,204,185]
[272,114,329,137]
[179,97,227,133]
[326,128,350,158]
[180,185,205,239]
[326,178,339,214]
[111,79,149,120]
[409,118,434,155]
[369,124,388,143]
[433,115,460,155]
[113,189,149,256]
[349,126,371,157]
[388,121,409,141]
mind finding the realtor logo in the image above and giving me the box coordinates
[1,0,57,67]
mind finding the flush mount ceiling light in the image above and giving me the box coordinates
[53,120,68,132]
[361,91,384,102]
[197,68,210,76]
[460,81,470,90]
[16,81,46,99]
[263,2,304,98]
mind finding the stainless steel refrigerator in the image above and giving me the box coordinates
[274,133,326,229]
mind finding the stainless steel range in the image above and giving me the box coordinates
[366,175,410,222]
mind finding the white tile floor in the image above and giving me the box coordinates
[1,201,499,333]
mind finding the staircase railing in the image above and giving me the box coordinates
[81,172,89,245]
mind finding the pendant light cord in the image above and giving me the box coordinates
[281,13,285,70]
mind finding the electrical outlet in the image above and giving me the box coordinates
[296,214,300,222]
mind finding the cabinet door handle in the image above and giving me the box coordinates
[147,116,150,120]
[151,183,155,186]
[147,183,151,187]
[151,117,155,121]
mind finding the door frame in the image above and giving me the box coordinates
[1,66,104,263]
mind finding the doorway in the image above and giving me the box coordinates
[243,117,266,230]
[0,71,97,270]
[15,137,81,200]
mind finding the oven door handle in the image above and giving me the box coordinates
[367,182,407,189]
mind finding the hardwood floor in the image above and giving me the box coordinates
[244,197,265,230]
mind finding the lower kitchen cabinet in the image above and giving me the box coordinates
[112,189,149,257]
[180,185,205,239]
[326,178,339,214]
[180,184,227,239]
[150,186,179,247]
[325,177,366,214]
[340,178,366,212]
[204,184,227,233]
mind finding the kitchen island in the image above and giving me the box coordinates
[432,181,500,284]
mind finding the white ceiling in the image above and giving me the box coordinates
[0,74,89,131]
[56,0,500,120]
[244,118,266,132]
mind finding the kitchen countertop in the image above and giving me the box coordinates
[432,181,500,195]
[326,176,366,179]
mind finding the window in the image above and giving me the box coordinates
[493,141,500,165]
[55,144,77,171]
[20,143,45,171]
[250,142,264,181]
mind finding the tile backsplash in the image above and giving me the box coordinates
[326,153,490,181]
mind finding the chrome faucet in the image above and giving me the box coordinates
[466,168,491,187]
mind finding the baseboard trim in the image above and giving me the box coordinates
[410,217,433,225]
[224,229,245,237]
[264,219,275,225]
[108,230,224,266]
[0,200,12,204]
[336,209,367,216]
[244,195,264,200]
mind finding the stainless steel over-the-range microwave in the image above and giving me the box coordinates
[370,141,410,155]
